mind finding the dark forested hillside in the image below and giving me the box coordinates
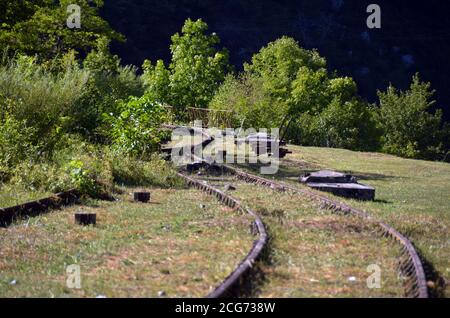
[101,0,450,120]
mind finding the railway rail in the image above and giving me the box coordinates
[221,165,429,298]
[177,172,268,298]
[167,125,429,298]
[0,189,80,227]
[0,124,430,298]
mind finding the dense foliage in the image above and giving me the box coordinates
[0,0,123,62]
[142,19,231,114]
[210,37,381,151]
[0,3,177,196]
[0,5,448,201]
[377,74,449,160]
[104,95,172,157]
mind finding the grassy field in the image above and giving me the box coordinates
[197,175,404,297]
[265,146,450,297]
[2,132,448,298]
[166,128,449,297]
[0,184,51,208]
[0,186,253,298]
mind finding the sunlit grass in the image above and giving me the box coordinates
[0,184,51,208]
[271,146,450,297]
[0,187,253,297]
[199,176,404,297]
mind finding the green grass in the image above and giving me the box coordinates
[0,184,51,208]
[0,186,253,298]
[263,145,450,297]
[197,175,404,297]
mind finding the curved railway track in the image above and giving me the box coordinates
[221,165,429,298]
[1,125,429,298]
[167,125,429,298]
[177,172,268,298]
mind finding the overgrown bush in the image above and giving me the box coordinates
[0,115,38,181]
[298,98,381,150]
[72,38,144,141]
[108,152,182,188]
[210,37,379,151]
[9,137,113,196]
[0,54,89,153]
[6,136,182,196]
[209,73,281,129]
[0,4,184,198]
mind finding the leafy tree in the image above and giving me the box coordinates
[289,67,329,115]
[142,59,170,102]
[0,1,51,27]
[245,36,326,103]
[211,36,379,151]
[238,37,333,134]
[298,97,380,150]
[143,19,231,113]
[67,38,143,141]
[0,0,123,62]
[377,74,447,160]
[209,73,280,129]
[83,37,120,75]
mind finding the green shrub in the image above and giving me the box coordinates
[0,115,38,181]
[8,162,72,193]
[108,152,182,188]
[209,73,282,129]
[104,95,172,157]
[377,74,447,160]
[0,54,89,153]
[9,137,113,196]
[143,19,231,115]
[71,38,144,141]
[7,135,182,195]
[298,98,381,151]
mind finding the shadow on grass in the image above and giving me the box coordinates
[417,247,447,298]
[373,199,393,204]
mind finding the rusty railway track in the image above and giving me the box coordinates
[221,165,429,298]
[163,124,429,298]
[177,172,268,298]
[0,189,80,227]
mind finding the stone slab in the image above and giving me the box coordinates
[307,182,375,201]
[300,170,356,184]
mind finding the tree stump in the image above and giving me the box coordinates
[75,213,96,226]
[134,191,151,203]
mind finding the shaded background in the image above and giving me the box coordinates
[101,0,450,121]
